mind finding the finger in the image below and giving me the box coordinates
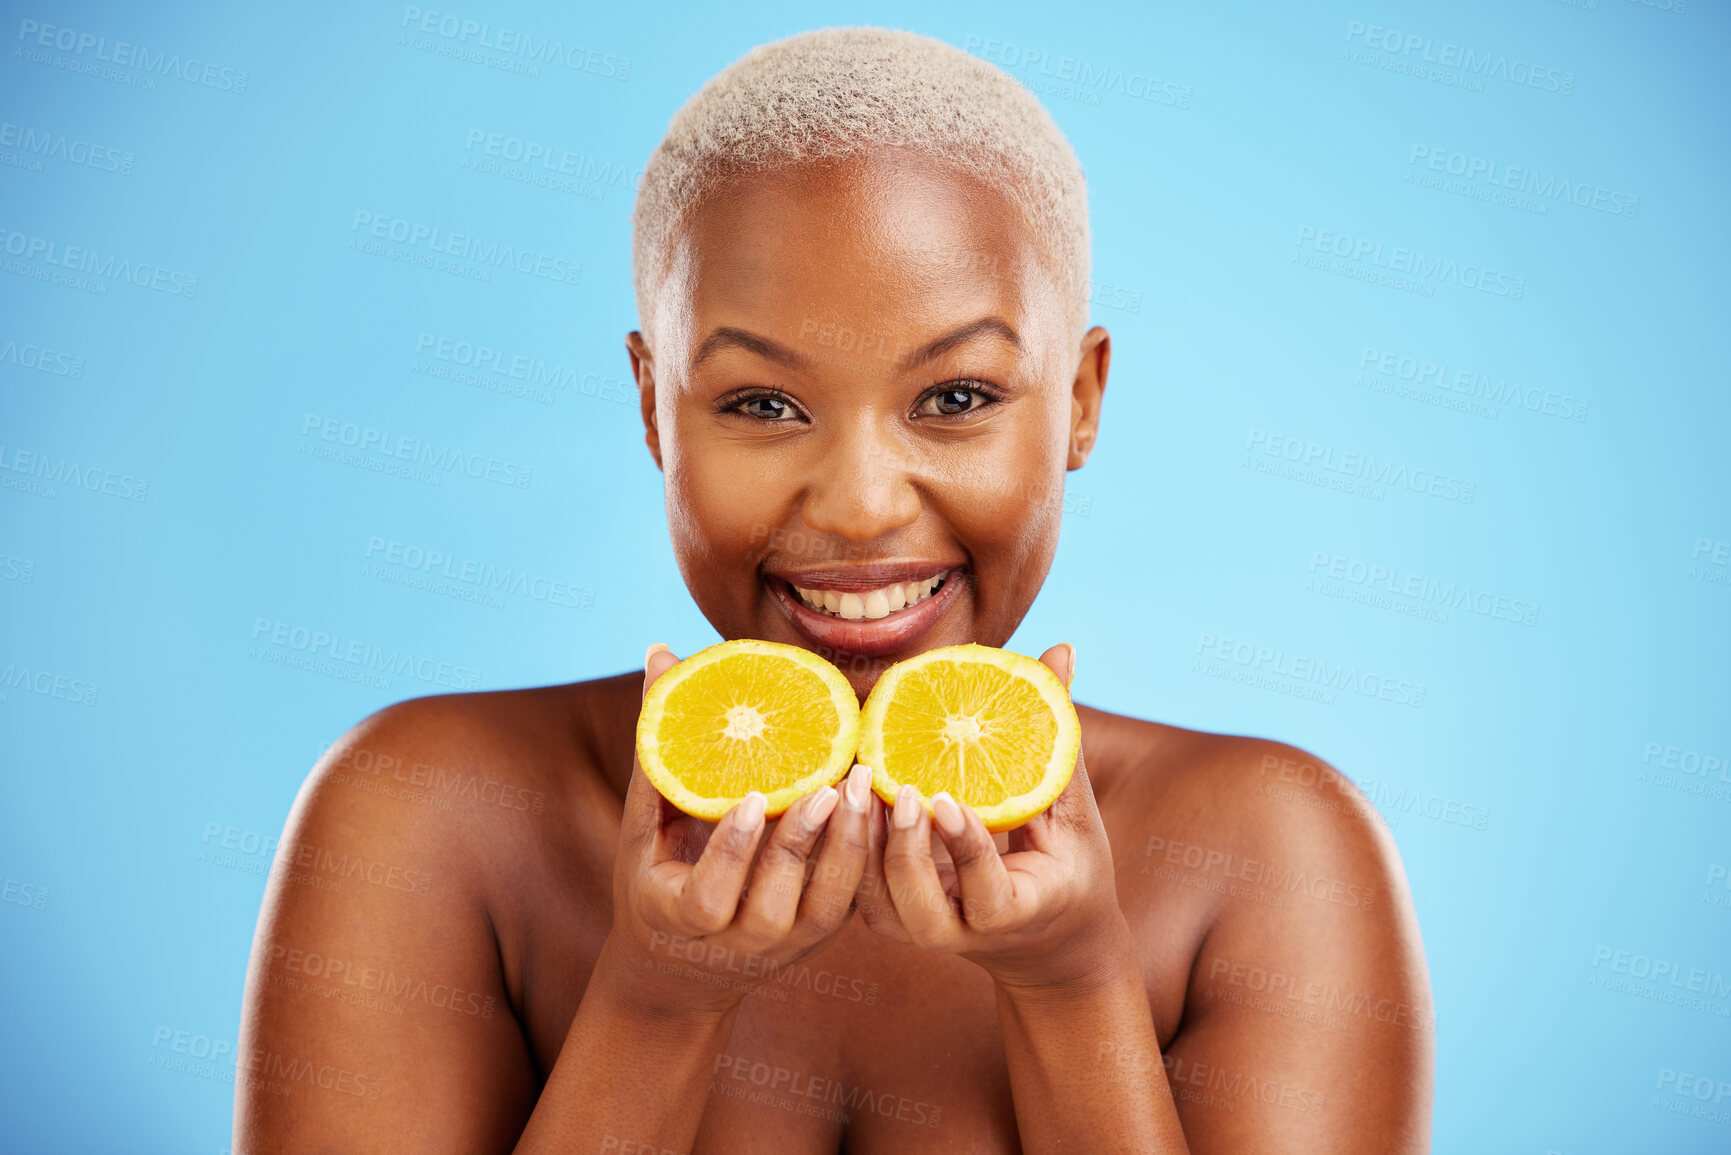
[881,785,964,949]
[799,764,874,935]
[1008,741,1098,855]
[930,791,1021,931]
[855,787,910,941]
[647,791,766,935]
[621,644,684,859]
[1037,641,1076,691]
[734,785,840,944]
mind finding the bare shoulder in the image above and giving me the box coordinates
[1090,708,1414,930]
[235,678,635,1154]
[1088,708,1434,1151]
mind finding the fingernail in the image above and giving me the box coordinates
[892,784,919,830]
[736,791,766,833]
[644,642,671,669]
[930,791,966,838]
[807,785,839,825]
[845,764,871,810]
[1061,642,1077,688]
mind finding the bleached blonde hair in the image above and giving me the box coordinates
[631,26,1091,345]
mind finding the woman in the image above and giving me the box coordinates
[236,27,1432,1153]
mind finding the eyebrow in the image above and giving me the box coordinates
[691,317,1023,373]
[901,316,1022,370]
[692,327,811,371]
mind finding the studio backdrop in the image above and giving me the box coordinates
[2,2,1727,1152]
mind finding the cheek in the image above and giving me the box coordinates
[931,408,1069,564]
[662,420,790,571]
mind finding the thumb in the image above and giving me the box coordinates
[1037,642,1076,693]
[622,644,682,853]
[642,642,678,699]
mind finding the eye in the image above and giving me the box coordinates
[916,383,997,419]
[742,396,794,420]
[719,388,806,422]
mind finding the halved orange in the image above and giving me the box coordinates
[636,639,860,821]
[858,644,1080,832]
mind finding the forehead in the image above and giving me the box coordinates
[659,152,1065,364]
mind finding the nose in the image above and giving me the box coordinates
[799,425,922,542]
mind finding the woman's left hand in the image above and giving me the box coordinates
[856,642,1134,990]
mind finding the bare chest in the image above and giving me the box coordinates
[512,855,1200,1154]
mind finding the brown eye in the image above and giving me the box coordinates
[918,386,989,417]
[742,396,793,420]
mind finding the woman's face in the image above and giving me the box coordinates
[630,151,1108,695]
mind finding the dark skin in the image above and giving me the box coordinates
[235,152,1433,1153]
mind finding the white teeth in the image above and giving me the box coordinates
[789,571,949,621]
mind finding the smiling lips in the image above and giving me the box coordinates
[791,573,947,620]
[767,566,961,657]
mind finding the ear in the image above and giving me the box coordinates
[1067,325,1109,470]
[626,330,664,472]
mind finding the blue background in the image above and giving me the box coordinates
[2,1,1727,1151]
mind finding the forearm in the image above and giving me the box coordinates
[994,920,1189,1154]
[513,937,736,1153]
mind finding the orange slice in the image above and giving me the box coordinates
[636,639,860,821]
[859,643,1080,832]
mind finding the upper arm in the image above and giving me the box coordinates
[1160,742,1433,1153]
[234,698,538,1154]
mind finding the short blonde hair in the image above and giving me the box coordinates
[631,26,1090,343]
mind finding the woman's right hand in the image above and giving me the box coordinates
[596,643,875,1017]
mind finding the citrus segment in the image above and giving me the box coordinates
[859,643,1080,832]
[636,639,860,820]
